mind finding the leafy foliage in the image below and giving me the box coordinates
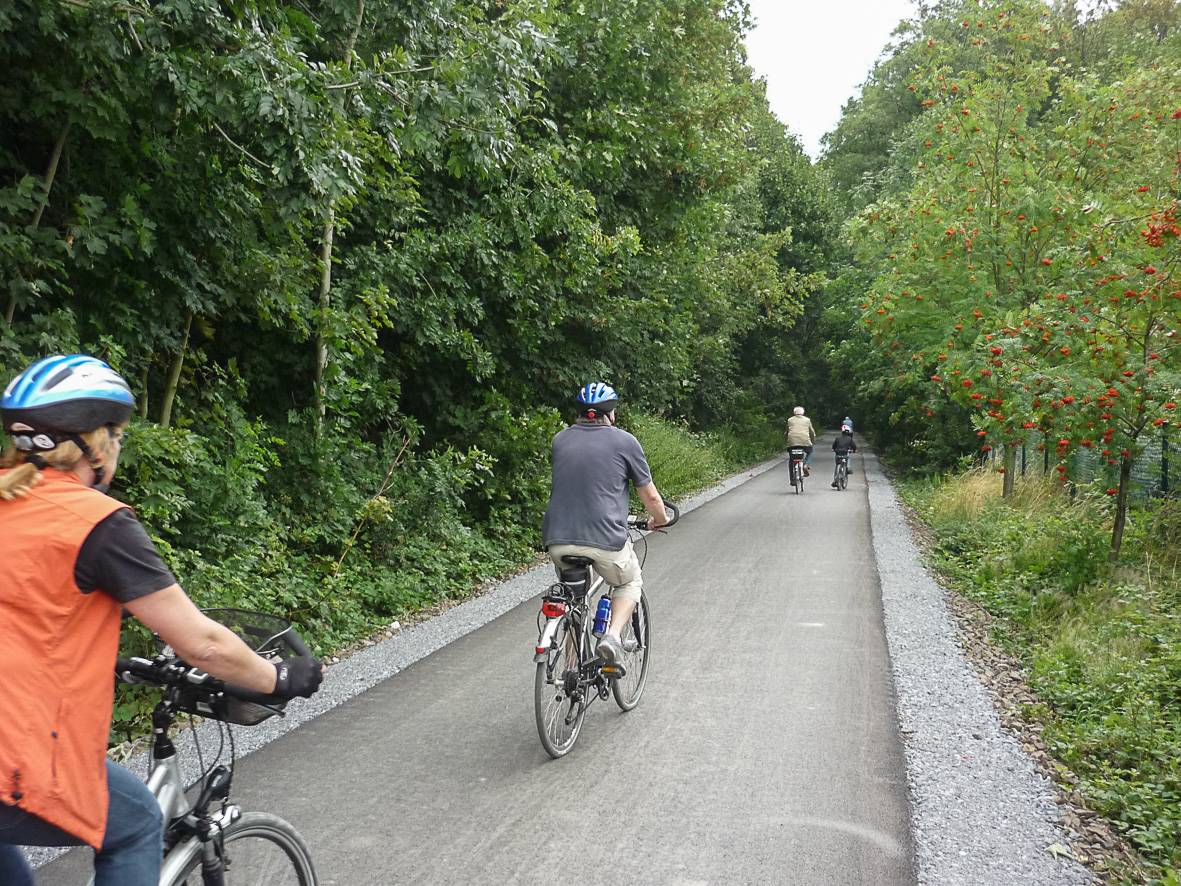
[827,0,1181,553]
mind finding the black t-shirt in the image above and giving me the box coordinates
[74,509,176,603]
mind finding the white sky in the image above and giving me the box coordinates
[744,0,918,159]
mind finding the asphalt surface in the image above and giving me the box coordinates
[40,443,915,885]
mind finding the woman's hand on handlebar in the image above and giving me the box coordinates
[272,656,325,700]
[125,587,320,697]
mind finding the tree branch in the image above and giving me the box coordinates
[212,121,267,168]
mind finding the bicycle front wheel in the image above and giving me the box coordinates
[165,811,317,886]
[535,617,586,758]
[611,594,651,711]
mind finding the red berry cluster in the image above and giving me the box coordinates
[1141,204,1179,248]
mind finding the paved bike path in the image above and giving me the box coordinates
[41,442,914,885]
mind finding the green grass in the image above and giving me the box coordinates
[902,471,1181,883]
[625,412,782,500]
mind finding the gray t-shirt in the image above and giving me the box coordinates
[542,423,653,551]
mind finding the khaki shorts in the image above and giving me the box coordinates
[547,538,643,604]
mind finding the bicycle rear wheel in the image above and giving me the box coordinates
[795,464,803,494]
[838,462,848,490]
[611,595,651,711]
[165,812,317,886]
[535,617,586,758]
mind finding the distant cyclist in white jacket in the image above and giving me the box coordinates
[785,406,816,475]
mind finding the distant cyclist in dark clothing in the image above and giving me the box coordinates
[831,425,857,488]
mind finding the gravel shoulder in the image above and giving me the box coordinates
[865,451,1095,886]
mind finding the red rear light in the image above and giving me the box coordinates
[541,601,567,618]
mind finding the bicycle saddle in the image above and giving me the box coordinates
[560,555,595,567]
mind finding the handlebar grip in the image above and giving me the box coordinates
[282,627,312,658]
[114,657,158,683]
[219,681,286,706]
[628,501,681,529]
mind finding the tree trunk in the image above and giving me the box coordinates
[5,122,71,326]
[312,208,335,428]
[159,312,192,429]
[1109,454,1133,560]
[1002,445,1016,497]
[139,364,150,419]
[311,0,365,434]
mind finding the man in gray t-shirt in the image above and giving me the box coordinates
[543,382,669,663]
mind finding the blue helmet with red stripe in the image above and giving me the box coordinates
[576,382,619,416]
[3,355,134,451]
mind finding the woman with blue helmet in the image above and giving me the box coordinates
[542,382,670,663]
[0,355,324,886]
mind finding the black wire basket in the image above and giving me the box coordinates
[161,608,304,726]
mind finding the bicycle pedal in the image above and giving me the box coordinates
[600,663,627,678]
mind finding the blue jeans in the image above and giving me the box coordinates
[0,761,162,886]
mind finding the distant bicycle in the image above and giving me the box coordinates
[788,447,808,494]
[114,609,318,885]
[833,453,850,491]
[533,503,680,758]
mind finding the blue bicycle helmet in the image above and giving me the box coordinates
[576,382,619,417]
[3,355,134,451]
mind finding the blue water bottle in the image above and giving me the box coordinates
[593,596,612,637]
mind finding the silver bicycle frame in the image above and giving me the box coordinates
[82,751,240,886]
[156,753,243,885]
[534,568,607,663]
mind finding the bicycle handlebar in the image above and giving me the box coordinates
[283,628,312,658]
[115,656,284,707]
[627,501,680,530]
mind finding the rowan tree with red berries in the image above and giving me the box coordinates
[849,0,1180,554]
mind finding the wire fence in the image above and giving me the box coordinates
[986,422,1173,501]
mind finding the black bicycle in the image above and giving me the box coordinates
[533,503,680,758]
[114,609,318,886]
[788,447,808,494]
[834,452,850,491]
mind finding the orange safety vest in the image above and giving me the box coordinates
[0,467,129,849]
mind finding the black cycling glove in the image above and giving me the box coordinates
[272,656,324,699]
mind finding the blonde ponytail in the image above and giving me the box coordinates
[0,425,124,500]
[0,460,43,499]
